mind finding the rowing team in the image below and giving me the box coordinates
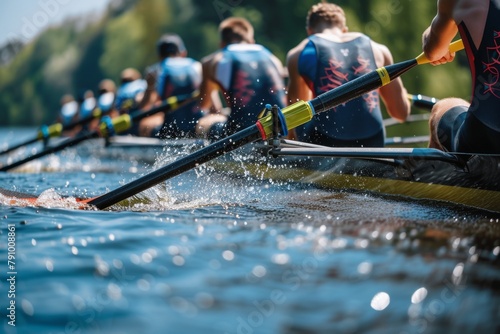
[58,1,500,155]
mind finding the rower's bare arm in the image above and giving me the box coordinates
[199,58,222,113]
[378,44,410,123]
[422,0,459,65]
[286,46,313,104]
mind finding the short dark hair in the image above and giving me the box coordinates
[156,34,186,58]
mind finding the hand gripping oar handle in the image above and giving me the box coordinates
[87,40,464,210]
[416,39,464,65]
[0,92,198,172]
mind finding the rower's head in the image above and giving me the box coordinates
[120,68,141,84]
[306,2,348,35]
[156,33,187,59]
[218,17,255,47]
[98,79,116,95]
[60,94,74,106]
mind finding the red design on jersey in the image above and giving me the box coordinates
[232,69,253,106]
[482,31,500,98]
[363,91,379,113]
[318,58,349,92]
[353,56,371,75]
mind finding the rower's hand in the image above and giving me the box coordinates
[429,51,456,66]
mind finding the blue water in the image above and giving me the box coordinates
[0,127,499,334]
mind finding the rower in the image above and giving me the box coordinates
[76,90,97,132]
[96,79,116,114]
[56,94,79,137]
[195,17,287,139]
[113,68,147,136]
[140,34,203,138]
[286,2,411,147]
[423,0,500,154]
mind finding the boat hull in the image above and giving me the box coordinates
[209,143,500,213]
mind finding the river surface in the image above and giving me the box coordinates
[0,127,499,334]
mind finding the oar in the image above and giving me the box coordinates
[0,92,198,172]
[86,39,464,210]
[272,146,460,164]
[384,93,438,127]
[0,107,111,156]
[407,93,438,110]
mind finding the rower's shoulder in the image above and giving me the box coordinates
[286,38,310,64]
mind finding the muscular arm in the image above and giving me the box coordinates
[199,55,223,112]
[286,42,313,105]
[375,43,411,122]
[422,0,459,65]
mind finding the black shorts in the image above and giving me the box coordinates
[437,106,500,153]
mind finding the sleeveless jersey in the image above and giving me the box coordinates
[79,97,96,120]
[156,57,203,137]
[459,0,500,132]
[296,34,384,143]
[97,92,115,113]
[214,44,286,133]
[59,101,78,126]
[114,79,147,112]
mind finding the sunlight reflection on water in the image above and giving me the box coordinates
[0,128,499,333]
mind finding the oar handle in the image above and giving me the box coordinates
[416,39,464,65]
[407,93,438,110]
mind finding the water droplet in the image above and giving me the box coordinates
[21,299,34,316]
[411,287,428,304]
[222,250,235,261]
[371,292,390,311]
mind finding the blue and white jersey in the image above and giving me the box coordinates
[79,97,96,119]
[155,57,203,138]
[156,57,201,99]
[114,79,147,112]
[59,100,78,126]
[97,92,115,112]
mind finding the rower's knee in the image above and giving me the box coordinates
[428,98,469,150]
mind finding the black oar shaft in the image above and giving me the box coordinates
[311,59,417,113]
[0,93,196,172]
[0,110,105,157]
[0,131,99,172]
[408,94,438,110]
[88,125,262,209]
[1,137,40,155]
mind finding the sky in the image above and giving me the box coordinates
[0,0,112,46]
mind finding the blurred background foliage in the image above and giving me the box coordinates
[0,0,471,126]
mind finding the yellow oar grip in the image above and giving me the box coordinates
[258,101,313,139]
[99,114,132,137]
[37,123,63,139]
[113,114,132,133]
[416,39,464,65]
[92,108,102,118]
[47,123,63,137]
[376,67,391,86]
[165,96,179,110]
